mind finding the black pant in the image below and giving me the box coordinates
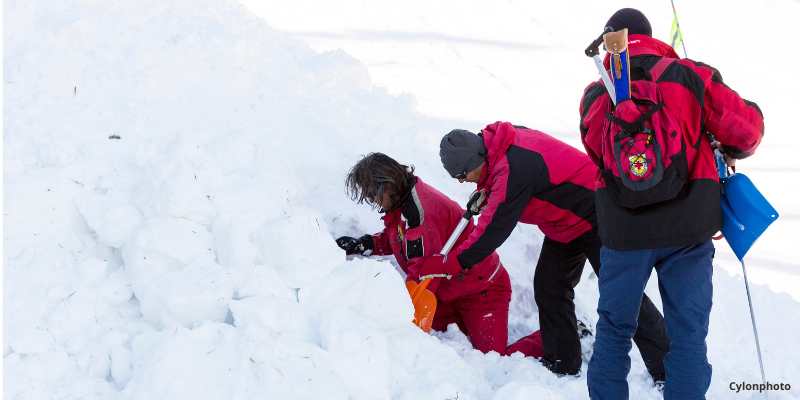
[534,229,670,377]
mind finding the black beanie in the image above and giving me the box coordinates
[605,8,652,37]
[439,129,487,178]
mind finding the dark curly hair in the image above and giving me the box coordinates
[345,153,415,211]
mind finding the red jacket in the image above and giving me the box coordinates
[371,177,504,304]
[579,35,764,250]
[454,122,598,269]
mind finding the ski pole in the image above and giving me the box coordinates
[670,0,689,58]
[716,151,769,399]
[743,262,769,399]
[585,26,617,105]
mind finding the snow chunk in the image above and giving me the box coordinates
[122,216,216,282]
[300,258,414,330]
[111,345,133,388]
[492,381,566,400]
[75,189,145,248]
[230,296,320,345]
[123,217,231,328]
[121,323,349,400]
[46,288,97,344]
[209,173,288,225]
[96,273,134,306]
[13,348,71,382]
[387,324,493,400]
[213,218,257,291]
[136,259,233,329]
[237,265,297,301]
[321,308,391,400]
[76,257,109,284]
[135,152,219,227]
[252,205,344,288]
[9,327,55,355]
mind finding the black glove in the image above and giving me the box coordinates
[335,234,374,255]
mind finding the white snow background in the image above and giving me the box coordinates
[3,0,799,399]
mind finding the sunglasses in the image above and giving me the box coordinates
[452,153,482,179]
[453,166,469,180]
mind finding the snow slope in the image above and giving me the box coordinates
[240,0,800,301]
[3,0,799,399]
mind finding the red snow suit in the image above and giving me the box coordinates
[371,177,503,302]
[371,177,542,357]
[579,35,764,250]
[453,122,598,269]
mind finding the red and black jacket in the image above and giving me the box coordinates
[579,35,764,251]
[453,122,598,269]
[371,177,504,304]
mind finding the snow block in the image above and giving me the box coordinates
[492,381,566,400]
[136,259,233,329]
[46,287,97,344]
[213,218,257,290]
[321,308,391,400]
[209,173,289,226]
[252,205,344,288]
[237,265,297,301]
[387,325,493,400]
[76,257,109,284]
[230,296,321,345]
[135,153,218,227]
[111,345,134,388]
[122,323,348,400]
[96,273,135,306]
[75,189,146,248]
[300,258,414,330]
[122,216,216,283]
[9,327,55,355]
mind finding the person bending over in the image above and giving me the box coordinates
[420,124,670,380]
[336,152,542,357]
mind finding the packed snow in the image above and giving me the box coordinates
[3,0,799,399]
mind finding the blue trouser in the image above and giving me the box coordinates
[588,241,714,400]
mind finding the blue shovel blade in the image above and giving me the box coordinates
[720,173,779,261]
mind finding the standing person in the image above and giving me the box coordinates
[421,123,671,379]
[335,152,543,357]
[579,9,764,400]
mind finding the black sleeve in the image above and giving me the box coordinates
[402,187,425,259]
[457,146,545,268]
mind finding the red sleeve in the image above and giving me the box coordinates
[579,81,611,166]
[371,232,392,256]
[696,63,764,159]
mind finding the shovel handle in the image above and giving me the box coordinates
[418,279,431,291]
[418,273,452,281]
[439,190,484,256]
[585,26,614,57]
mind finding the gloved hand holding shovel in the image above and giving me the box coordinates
[408,189,487,333]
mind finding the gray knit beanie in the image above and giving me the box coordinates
[439,129,487,178]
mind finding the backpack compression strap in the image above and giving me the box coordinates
[648,58,677,83]
[606,100,666,141]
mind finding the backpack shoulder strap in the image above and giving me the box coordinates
[648,58,677,83]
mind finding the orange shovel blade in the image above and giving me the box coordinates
[406,279,437,334]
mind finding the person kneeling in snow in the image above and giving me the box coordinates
[335,152,543,358]
[421,124,671,379]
